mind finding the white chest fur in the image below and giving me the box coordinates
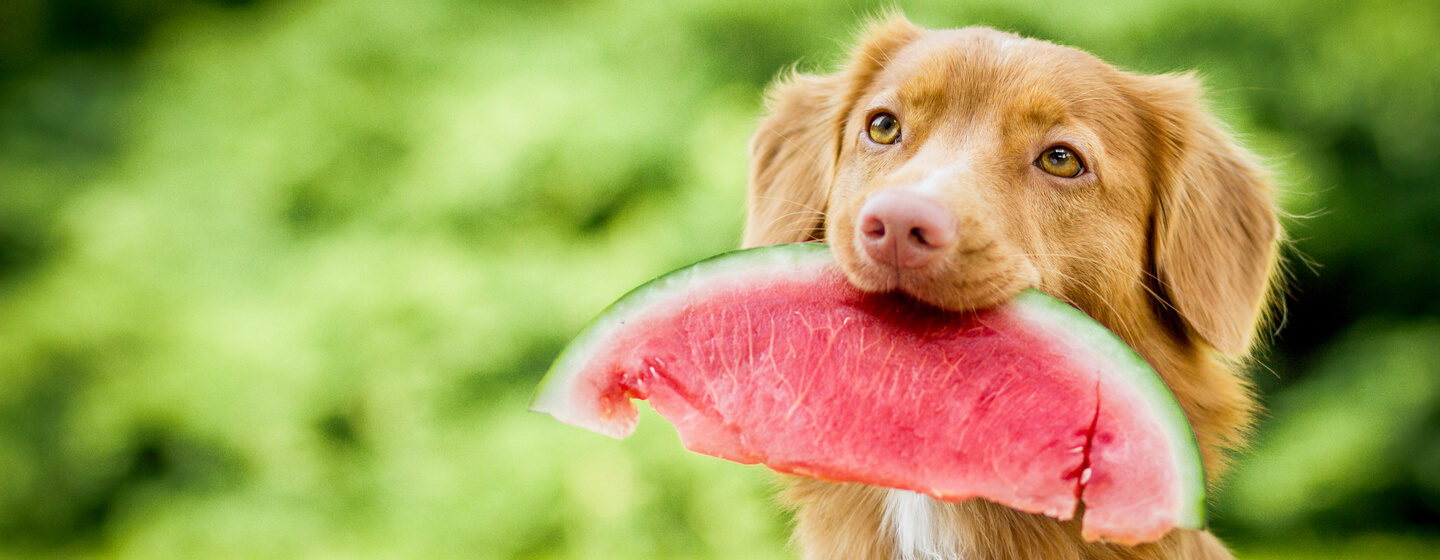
[882,490,967,560]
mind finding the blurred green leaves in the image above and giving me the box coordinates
[0,0,1437,558]
[1225,323,1440,532]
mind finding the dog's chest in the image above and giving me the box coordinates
[883,489,969,560]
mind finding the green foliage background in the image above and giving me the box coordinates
[0,0,1437,558]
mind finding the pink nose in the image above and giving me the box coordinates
[857,190,956,269]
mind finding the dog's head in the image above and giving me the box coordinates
[744,16,1280,360]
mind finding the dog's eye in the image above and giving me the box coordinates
[1037,146,1084,178]
[867,113,901,145]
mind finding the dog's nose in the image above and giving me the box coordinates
[856,190,956,269]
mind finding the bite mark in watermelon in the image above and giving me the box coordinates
[531,243,1205,545]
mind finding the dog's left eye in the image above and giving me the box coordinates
[1037,146,1084,178]
[867,113,901,145]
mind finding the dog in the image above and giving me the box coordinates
[741,15,1281,560]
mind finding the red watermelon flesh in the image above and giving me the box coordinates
[531,243,1204,545]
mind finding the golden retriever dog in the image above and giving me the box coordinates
[742,15,1281,560]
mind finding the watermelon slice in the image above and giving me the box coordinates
[531,243,1205,544]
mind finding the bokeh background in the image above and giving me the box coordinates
[1,0,1437,558]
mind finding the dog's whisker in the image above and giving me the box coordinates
[1041,269,1146,342]
[1017,252,1176,314]
[751,194,827,217]
[1013,252,1167,339]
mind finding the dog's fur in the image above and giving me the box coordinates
[742,16,1280,560]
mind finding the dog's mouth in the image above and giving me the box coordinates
[826,190,1038,313]
[836,255,1033,314]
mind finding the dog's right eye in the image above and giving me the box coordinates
[1037,146,1084,178]
[867,113,901,145]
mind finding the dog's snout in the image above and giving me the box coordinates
[856,190,956,269]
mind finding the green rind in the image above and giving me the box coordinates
[1010,290,1208,530]
[529,243,834,422]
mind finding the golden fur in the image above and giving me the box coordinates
[742,15,1281,560]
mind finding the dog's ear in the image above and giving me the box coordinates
[742,15,922,248]
[742,72,845,247]
[1135,73,1281,357]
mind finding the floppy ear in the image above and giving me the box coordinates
[742,15,922,248]
[741,73,845,247]
[1136,73,1281,357]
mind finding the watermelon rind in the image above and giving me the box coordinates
[531,242,1206,532]
[1009,290,1207,530]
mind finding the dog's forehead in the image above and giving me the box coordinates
[879,27,1119,110]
